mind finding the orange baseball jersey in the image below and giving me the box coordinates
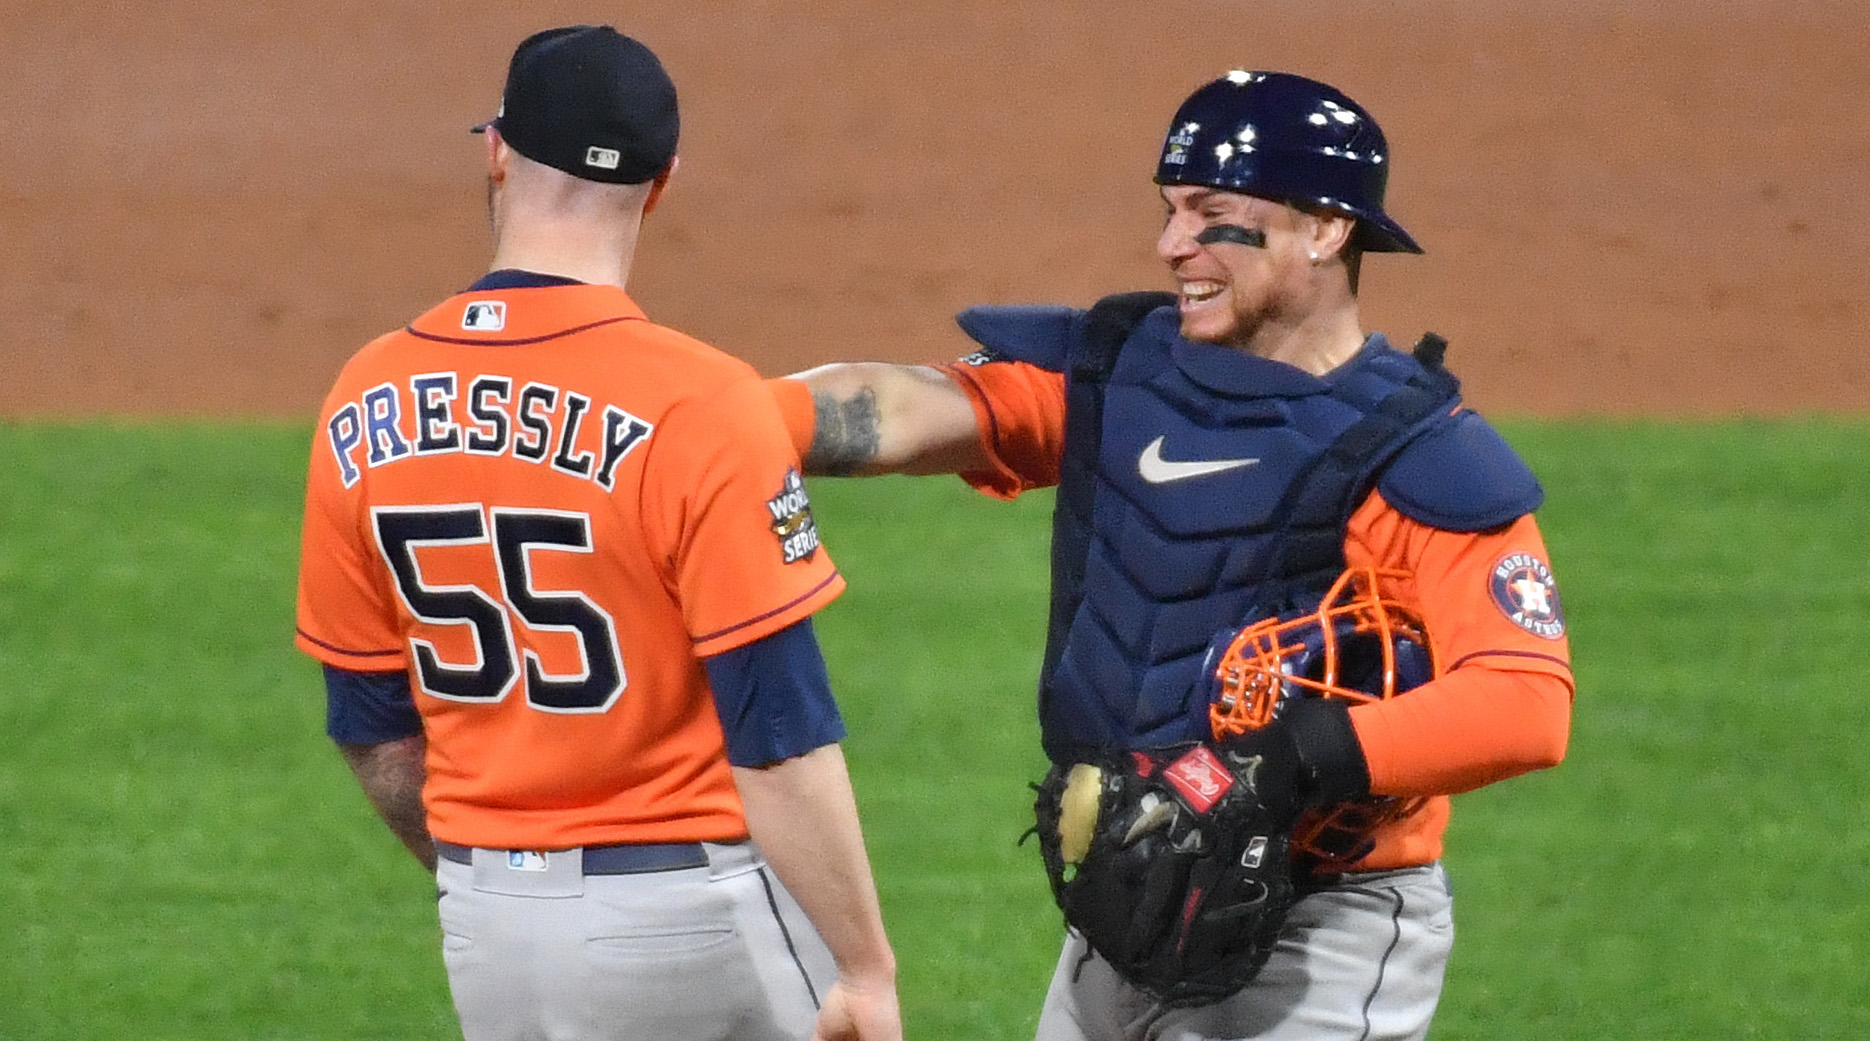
[296,281,842,850]
[935,357,1574,870]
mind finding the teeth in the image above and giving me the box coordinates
[1181,281,1224,303]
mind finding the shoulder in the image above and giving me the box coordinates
[954,304,1081,372]
[571,312,765,417]
[321,327,414,404]
[634,321,762,387]
[954,291,1179,374]
[1377,408,1545,531]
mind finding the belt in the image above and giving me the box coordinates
[434,839,710,875]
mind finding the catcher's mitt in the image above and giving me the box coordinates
[1031,742,1294,1006]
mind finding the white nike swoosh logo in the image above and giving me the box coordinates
[1137,436,1260,484]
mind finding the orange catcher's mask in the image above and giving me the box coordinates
[1201,566,1438,866]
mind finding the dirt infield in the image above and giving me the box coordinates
[4,1,1866,419]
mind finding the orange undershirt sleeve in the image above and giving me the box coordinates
[936,360,1066,499]
[1343,492,1576,797]
[1350,667,1572,797]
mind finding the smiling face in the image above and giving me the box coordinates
[1156,185,1356,349]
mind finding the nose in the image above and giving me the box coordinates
[1157,212,1201,266]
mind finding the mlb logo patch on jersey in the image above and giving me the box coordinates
[767,469,821,564]
[1490,552,1565,639]
[507,850,550,872]
[462,300,507,331]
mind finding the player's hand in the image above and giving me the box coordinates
[810,972,903,1041]
[1217,710,1307,827]
[1220,697,1371,828]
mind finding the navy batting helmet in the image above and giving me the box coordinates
[1156,71,1421,254]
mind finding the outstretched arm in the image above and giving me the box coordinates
[779,362,986,477]
[733,746,902,1041]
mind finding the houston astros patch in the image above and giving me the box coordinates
[1489,552,1565,639]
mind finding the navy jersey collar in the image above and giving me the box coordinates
[468,269,587,291]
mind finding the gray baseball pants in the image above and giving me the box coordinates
[1035,863,1455,1041]
[434,840,834,1041]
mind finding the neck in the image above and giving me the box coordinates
[1249,321,1368,377]
[486,176,649,291]
[489,219,640,290]
[1231,268,1367,375]
[1239,307,1368,375]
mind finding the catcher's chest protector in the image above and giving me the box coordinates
[958,299,1462,760]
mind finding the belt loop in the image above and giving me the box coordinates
[700,840,762,881]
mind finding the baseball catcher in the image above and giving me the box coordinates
[1031,567,1437,1005]
[774,66,1576,1040]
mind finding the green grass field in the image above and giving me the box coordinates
[2,418,1866,1040]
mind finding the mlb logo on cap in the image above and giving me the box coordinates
[585,146,622,171]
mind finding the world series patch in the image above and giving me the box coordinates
[1489,552,1565,639]
[767,469,820,564]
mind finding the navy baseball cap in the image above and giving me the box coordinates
[472,25,679,185]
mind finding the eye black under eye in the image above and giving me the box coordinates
[1195,225,1267,248]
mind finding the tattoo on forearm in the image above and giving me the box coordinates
[806,389,882,475]
[341,740,435,871]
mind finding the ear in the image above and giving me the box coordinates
[1308,211,1357,261]
[485,127,510,184]
[643,155,679,215]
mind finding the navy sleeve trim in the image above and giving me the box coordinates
[702,618,847,767]
[324,665,422,745]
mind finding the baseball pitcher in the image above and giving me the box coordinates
[295,25,901,1041]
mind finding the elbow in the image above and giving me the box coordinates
[1512,678,1573,774]
[1537,675,1574,769]
[798,362,977,476]
[1524,727,1569,773]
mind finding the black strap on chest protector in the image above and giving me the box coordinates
[1041,291,1178,690]
[1251,333,1460,611]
